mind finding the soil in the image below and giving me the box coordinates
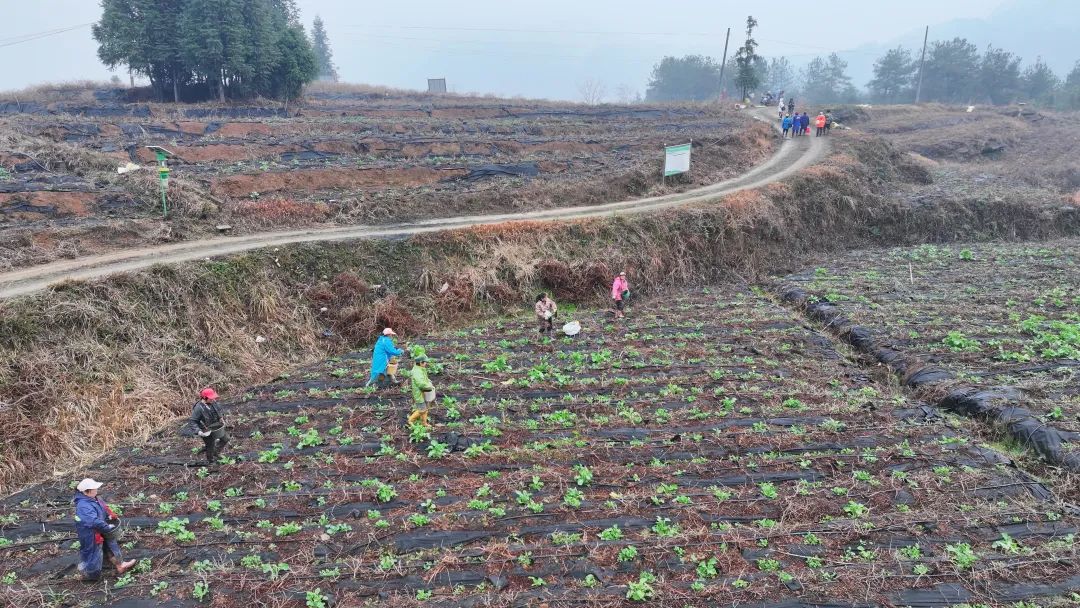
[776,239,1080,473]
[3,286,1076,607]
[0,87,776,270]
[0,118,823,299]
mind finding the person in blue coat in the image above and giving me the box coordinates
[368,327,405,387]
[781,113,793,138]
[73,478,134,581]
[800,112,811,135]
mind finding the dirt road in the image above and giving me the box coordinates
[0,112,826,299]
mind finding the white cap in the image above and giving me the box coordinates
[383,328,396,336]
[77,478,103,492]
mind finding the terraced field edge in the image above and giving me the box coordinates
[1,133,1078,492]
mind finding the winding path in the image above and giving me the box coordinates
[0,111,827,299]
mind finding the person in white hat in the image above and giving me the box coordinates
[73,479,135,581]
[367,327,405,388]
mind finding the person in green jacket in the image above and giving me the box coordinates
[408,355,436,427]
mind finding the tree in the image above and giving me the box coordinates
[920,37,980,103]
[1062,61,1080,110]
[93,0,318,102]
[977,46,1022,105]
[1022,58,1060,106]
[311,16,338,82]
[764,57,796,98]
[867,47,916,103]
[646,55,722,102]
[733,16,761,100]
[94,0,188,102]
[578,78,606,105]
[269,24,318,104]
[802,54,858,104]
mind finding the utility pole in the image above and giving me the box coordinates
[914,25,928,103]
[717,27,731,99]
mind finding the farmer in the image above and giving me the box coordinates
[611,271,630,319]
[407,355,436,427]
[186,388,228,464]
[800,112,811,136]
[787,97,795,114]
[535,293,558,335]
[825,110,834,132]
[368,327,405,387]
[73,479,135,581]
[781,113,793,138]
[815,112,827,136]
[777,97,785,119]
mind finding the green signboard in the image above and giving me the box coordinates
[663,142,692,177]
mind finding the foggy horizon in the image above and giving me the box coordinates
[5,0,1076,101]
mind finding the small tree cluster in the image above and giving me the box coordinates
[868,37,1079,108]
[93,0,319,102]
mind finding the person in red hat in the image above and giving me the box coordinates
[184,388,229,464]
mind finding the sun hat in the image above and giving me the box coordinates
[383,328,396,336]
[76,478,103,492]
[200,388,219,400]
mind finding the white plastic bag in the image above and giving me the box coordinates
[562,321,581,336]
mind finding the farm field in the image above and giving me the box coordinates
[779,239,1080,466]
[2,286,1077,607]
[0,85,769,269]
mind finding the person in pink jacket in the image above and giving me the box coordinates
[611,271,629,319]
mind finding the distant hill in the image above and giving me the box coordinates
[837,0,1079,91]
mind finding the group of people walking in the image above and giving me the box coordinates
[72,270,634,581]
[781,110,832,138]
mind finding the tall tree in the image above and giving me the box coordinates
[1063,61,1080,110]
[1022,58,1060,106]
[311,16,338,82]
[646,55,722,102]
[733,16,761,100]
[94,0,318,102]
[802,54,858,104]
[867,47,916,103]
[977,46,1022,105]
[94,0,187,102]
[269,24,318,104]
[920,37,980,103]
[764,57,796,97]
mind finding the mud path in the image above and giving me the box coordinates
[0,110,826,299]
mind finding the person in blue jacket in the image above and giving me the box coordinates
[367,327,405,387]
[800,112,811,136]
[781,113,793,138]
[73,478,135,581]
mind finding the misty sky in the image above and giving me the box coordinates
[6,0,1067,101]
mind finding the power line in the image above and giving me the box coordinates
[0,23,93,49]
[344,24,921,60]
[345,24,718,37]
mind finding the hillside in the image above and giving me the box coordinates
[0,83,771,270]
[3,285,1077,606]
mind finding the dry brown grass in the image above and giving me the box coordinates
[1,133,1076,492]
[0,81,114,104]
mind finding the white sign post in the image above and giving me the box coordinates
[663,141,692,183]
